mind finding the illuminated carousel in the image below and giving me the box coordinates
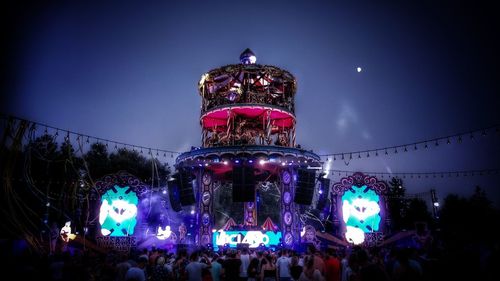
[175,49,321,249]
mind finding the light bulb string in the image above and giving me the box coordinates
[1,113,181,155]
[319,124,500,158]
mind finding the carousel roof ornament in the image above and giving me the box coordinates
[223,217,237,230]
[261,217,277,231]
[240,48,257,64]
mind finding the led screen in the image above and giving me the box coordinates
[213,230,282,251]
[99,185,138,236]
[342,185,381,244]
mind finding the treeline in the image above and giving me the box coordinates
[0,133,171,243]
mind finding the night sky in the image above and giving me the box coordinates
[2,0,500,206]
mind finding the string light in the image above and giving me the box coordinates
[0,114,182,156]
[327,168,500,179]
[315,122,499,157]
[1,113,498,162]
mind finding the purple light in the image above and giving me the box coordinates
[248,160,253,163]
[319,189,323,194]
[162,190,167,195]
[190,210,195,215]
[235,160,240,164]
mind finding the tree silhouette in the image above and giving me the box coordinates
[387,177,408,231]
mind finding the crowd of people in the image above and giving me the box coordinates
[14,243,444,281]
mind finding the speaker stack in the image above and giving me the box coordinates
[232,165,256,202]
[294,168,317,205]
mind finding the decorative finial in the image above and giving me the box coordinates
[240,48,256,64]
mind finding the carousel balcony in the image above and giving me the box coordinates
[176,145,321,176]
[199,63,297,115]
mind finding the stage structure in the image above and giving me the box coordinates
[175,49,321,248]
[92,171,183,251]
[331,172,390,246]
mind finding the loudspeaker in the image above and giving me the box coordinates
[232,165,255,202]
[294,169,316,205]
[177,171,195,206]
[316,178,330,210]
[167,178,182,212]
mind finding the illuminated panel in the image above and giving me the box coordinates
[212,230,282,251]
[99,185,138,236]
[60,221,76,242]
[342,185,381,244]
[157,226,172,240]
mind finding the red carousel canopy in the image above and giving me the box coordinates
[201,105,295,129]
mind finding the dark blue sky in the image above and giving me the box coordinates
[2,0,500,206]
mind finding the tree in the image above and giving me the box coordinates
[387,177,408,231]
[405,198,432,227]
[83,142,110,180]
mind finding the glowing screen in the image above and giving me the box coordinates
[342,185,381,244]
[99,185,138,236]
[213,230,282,251]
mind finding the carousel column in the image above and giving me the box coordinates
[198,169,214,246]
[331,192,341,237]
[280,168,297,248]
[244,200,257,227]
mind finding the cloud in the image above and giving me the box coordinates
[336,103,358,134]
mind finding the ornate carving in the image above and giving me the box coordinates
[94,171,149,197]
[332,172,388,195]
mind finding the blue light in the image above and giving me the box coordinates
[213,230,282,251]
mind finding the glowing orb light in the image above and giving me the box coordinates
[357,67,362,73]
[99,185,138,236]
[345,226,365,245]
